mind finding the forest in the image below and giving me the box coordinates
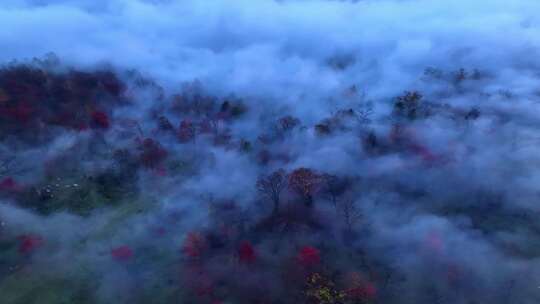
[1,0,540,303]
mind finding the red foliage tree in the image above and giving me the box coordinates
[7,102,34,123]
[111,245,134,261]
[182,232,207,258]
[344,272,378,301]
[18,235,44,254]
[238,241,257,264]
[297,246,321,267]
[0,177,22,193]
[0,64,126,142]
[91,110,110,129]
[346,282,377,300]
[138,138,168,168]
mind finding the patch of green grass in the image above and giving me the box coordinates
[15,169,138,216]
[0,273,98,304]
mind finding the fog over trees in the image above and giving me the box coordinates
[0,1,540,303]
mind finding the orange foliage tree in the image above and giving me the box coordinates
[288,168,323,207]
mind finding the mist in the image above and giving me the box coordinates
[1,0,540,303]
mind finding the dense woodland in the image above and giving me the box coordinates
[0,55,539,304]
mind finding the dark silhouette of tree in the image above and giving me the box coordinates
[90,110,110,129]
[314,108,358,136]
[257,169,287,215]
[453,68,468,85]
[465,108,480,120]
[138,138,168,168]
[362,130,383,155]
[314,122,331,135]
[0,62,126,143]
[157,115,174,131]
[339,199,362,232]
[218,99,247,120]
[394,91,423,120]
[278,115,300,132]
[321,174,350,210]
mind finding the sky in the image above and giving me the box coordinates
[1,0,539,106]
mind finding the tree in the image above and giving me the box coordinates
[344,271,377,302]
[278,115,300,132]
[157,115,174,131]
[362,131,381,155]
[257,169,287,215]
[237,241,257,264]
[339,199,362,233]
[138,138,168,168]
[394,91,423,120]
[90,110,110,129]
[304,273,345,304]
[18,234,44,254]
[182,232,207,258]
[321,174,350,210]
[288,168,322,207]
[178,119,196,142]
[297,246,321,267]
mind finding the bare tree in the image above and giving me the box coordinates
[256,169,287,215]
[340,199,362,232]
[321,174,350,210]
[356,101,374,124]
